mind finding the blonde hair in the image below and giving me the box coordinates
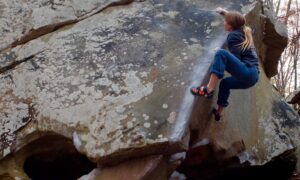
[240,26,254,51]
[224,11,254,51]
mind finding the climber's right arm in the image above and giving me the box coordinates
[216,7,228,16]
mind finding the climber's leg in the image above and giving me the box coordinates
[210,49,256,82]
[206,49,259,120]
[191,74,217,97]
[191,49,244,96]
[206,49,246,95]
[212,106,223,121]
[207,74,219,93]
[217,76,250,108]
[213,76,255,121]
[192,49,258,99]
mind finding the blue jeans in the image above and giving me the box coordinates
[210,49,259,107]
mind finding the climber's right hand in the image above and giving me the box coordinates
[216,7,228,16]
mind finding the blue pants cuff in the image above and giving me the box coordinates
[217,101,229,108]
[210,70,224,79]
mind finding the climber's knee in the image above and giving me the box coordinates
[215,49,228,57]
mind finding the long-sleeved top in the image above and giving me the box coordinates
[227,28,259,68]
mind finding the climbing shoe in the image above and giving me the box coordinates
[190,86,214,98]
[212,108,222,121]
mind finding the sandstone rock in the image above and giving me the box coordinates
[79,155,167,180]
[200,73,300,164]
[0,0,299,179]
[261,8,288,78]
[0,0,256,165]
[0,0,133,51]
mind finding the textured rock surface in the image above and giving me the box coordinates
[197,74,300,164]
[0,0,132,51]
[261,8,288,78]
[79,155,167,180]
[0,0,256,164]
[0,0,299,179]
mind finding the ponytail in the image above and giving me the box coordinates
[240,26,254,51]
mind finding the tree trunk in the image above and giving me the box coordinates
[275,0,281,16]
[285,0,292,24]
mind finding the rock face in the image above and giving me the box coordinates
[0,0,249,163]
[0,0,133,51]
[79,155,168,180]
[185,2,300,177]
[261,8,289,78]
[0,0,299,179]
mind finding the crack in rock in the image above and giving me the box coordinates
[2,0,137,52]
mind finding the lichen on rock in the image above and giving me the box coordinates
[0,0,299,179]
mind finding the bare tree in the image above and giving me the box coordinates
[293,0,299,91]
[285,0,292,24]
[275,0,281,16]
[273,48,295,96]
[267,0,300,97]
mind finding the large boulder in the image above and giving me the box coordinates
[0,0,299,179]
[0,0,252,164]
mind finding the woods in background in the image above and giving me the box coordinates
[265,0,299,97]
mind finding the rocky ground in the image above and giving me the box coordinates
[291,173,300,180]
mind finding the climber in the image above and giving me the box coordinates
[191,8,259,121]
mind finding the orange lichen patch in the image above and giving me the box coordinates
[147,67,159,83]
